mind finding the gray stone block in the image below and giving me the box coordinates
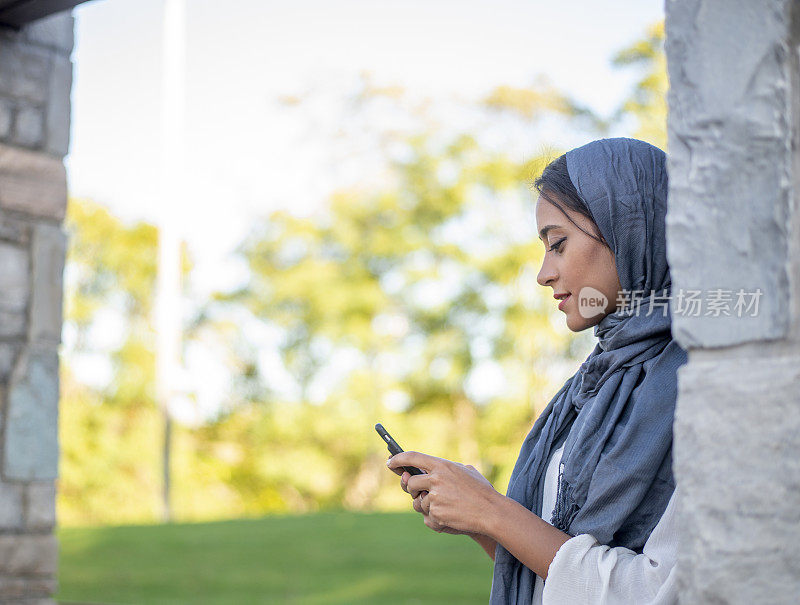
[0,241,30,316]
[13,105,44,149]
[0,482,23,530]
[25,482,55,530]
[0,535,57,575]
[0,311,27,340]
[0,99,13,139]
[0,576,57,600]
[3,350,59,481]
[665,0,792,349]
[790,0,800,345]
[0,214,31,246]
[0,214,30,341]
[28,224,66,345]
[0,143,67,220]
[21,12,75,56]
[0,599,56,605]
[0,40,51,105]
[0,343,20,383]
[674,353,800,603]
[44,56,71,158]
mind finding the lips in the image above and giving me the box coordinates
[556,293,571,311]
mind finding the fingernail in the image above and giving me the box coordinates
[386,458,392,466]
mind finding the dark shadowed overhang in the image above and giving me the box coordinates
[0,0,94,28]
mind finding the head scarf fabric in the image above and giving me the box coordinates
[489,138,688,604]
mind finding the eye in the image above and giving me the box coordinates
[549,237,566,254]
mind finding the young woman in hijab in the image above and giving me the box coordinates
[387,137,686,604]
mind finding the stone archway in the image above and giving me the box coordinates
[1,1,799,603]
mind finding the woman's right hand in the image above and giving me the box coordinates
[389,459,498,559]
[405,473,472,535]
[391,462,474,536]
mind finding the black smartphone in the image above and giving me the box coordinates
[375,423,425,476]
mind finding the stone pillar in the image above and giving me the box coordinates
[665,0,800,602]
[0,11,73,605]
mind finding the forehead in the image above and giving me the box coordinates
[534,195,602,243]
[535,196,563,219]
[535,196,571,235]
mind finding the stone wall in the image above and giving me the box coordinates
[665,0,800,602]
[0,11,72,605]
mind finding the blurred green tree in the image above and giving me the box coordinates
[483,75,611,135]
[60,199,191,524]
[483,20,667,150]
[212,129,583,508]
[59,19,668,523]
[611,20,668,150]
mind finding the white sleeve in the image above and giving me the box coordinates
[541,491,679,605]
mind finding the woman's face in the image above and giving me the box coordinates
[535,195,622,332]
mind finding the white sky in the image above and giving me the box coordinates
[64,0,664,421]
[68,0,663,252]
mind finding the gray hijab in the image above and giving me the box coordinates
[489,138,688,604]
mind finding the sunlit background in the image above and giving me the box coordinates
[56,0,667,601]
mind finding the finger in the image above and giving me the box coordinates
[409,483,429,499]
[408,481,424,498]
[387,456,404,476]
[387,451,439,473]
[411,491,429,514]
[400,472,410,493]
[406,473,432,494]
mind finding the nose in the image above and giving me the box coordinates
[537,254,558,287]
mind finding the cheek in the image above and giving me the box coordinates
[583,245,614,279]
[566,245,597,281]
[571,247,618,298]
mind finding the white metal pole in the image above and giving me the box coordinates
[157,0,186,523]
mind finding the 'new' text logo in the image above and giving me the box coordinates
[577,287,608,319]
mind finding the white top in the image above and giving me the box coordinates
[531,442,679,605]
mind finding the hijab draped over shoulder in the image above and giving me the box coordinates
[489,137,688,604]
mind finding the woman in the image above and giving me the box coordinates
[388,137,686,604]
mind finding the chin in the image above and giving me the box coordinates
[565,313,601,333]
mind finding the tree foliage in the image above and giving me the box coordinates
[611,21,667,150]
[58,21,668,525]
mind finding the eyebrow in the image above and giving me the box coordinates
[538,224,564,240]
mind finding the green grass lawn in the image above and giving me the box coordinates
[57,511,493,604]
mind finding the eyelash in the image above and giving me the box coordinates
[549,237,566,254]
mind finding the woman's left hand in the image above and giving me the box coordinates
[387,451,500,536]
